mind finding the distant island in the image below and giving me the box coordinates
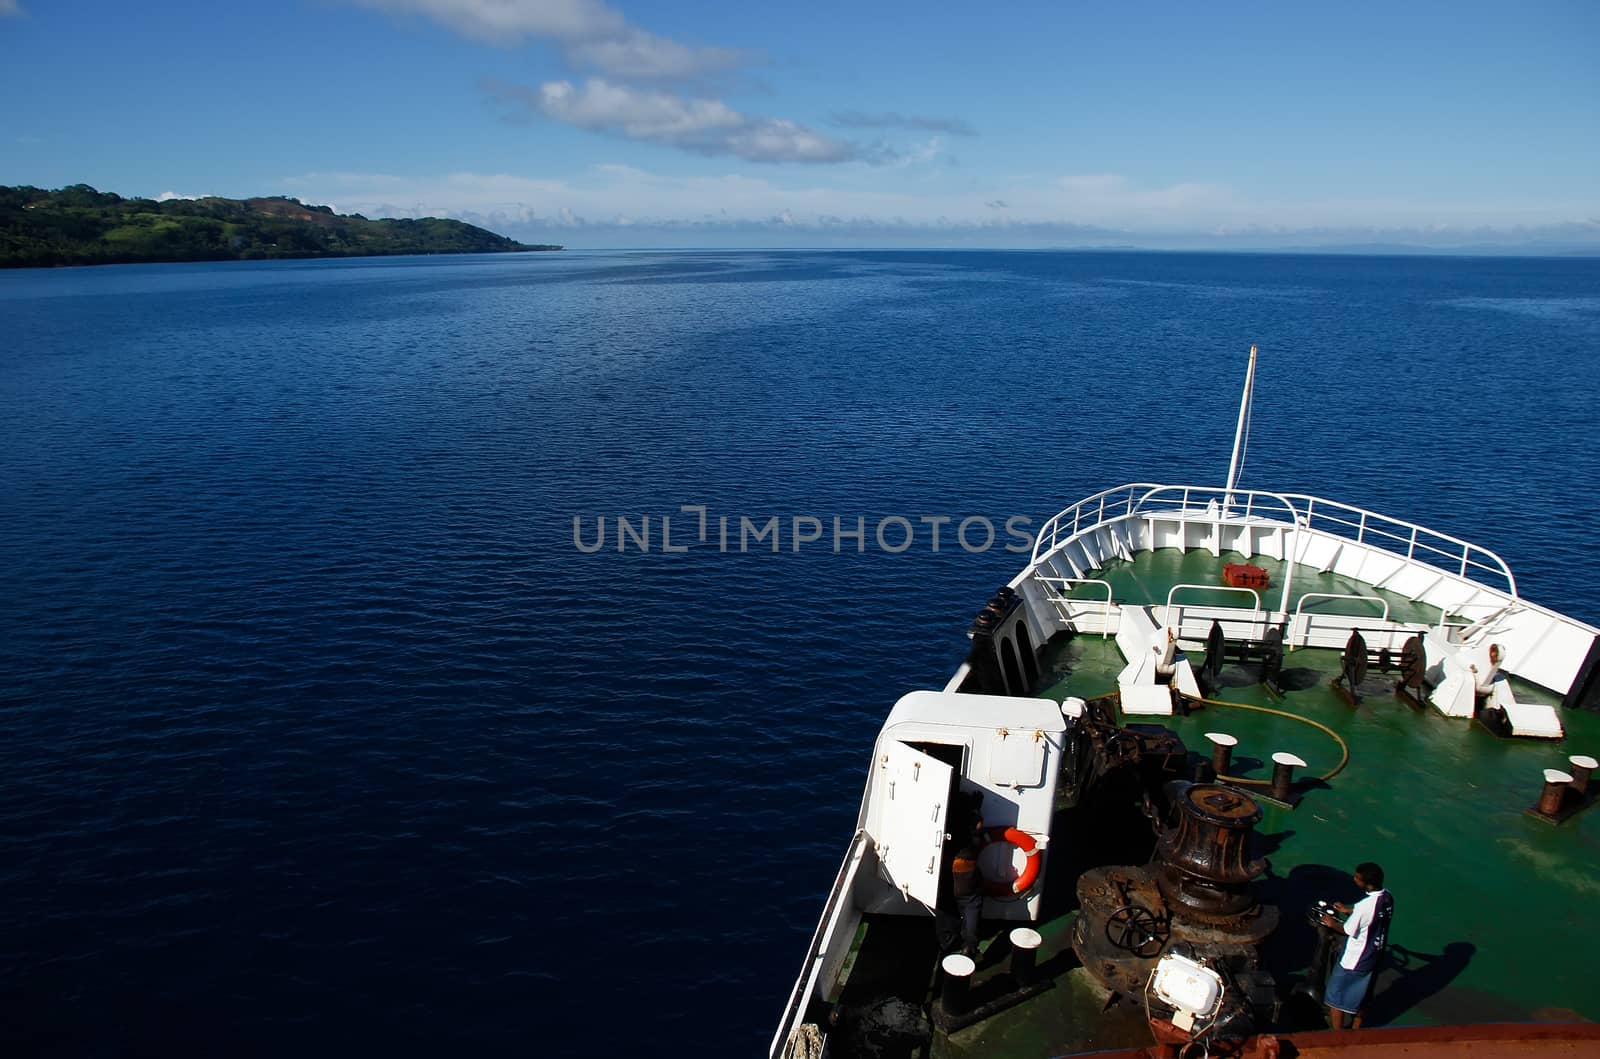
[0,184,562,268]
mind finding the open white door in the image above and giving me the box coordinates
[869,742,954,910]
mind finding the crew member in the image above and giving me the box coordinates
[1471,643,1503,700]
[1320,861,1394,1030]
[948,790,985,957]
[951,839,982,958]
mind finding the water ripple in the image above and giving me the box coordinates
[2,250,1599,1056]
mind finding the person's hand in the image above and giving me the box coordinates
[1334,902,1351,914]
[1320,914,1339,929]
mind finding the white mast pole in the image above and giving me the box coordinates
[1223,344,1258,511]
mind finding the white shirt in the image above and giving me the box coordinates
[1339,888,1393,971]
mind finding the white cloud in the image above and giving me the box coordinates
[890,137,946,168]
[278,168,1600,250]
[350,0,745,78]
[565,29,743,80]
[351,2,959,166]
[1051,173,1231,224]
[355,0,619,40]
[532,79,742,137]
[285,167,925,225]
[489,78,857,163]
[830,111,976,137]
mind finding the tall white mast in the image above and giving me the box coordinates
[1223,344,1258,508]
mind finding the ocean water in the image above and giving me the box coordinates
[3,250,1599,1056]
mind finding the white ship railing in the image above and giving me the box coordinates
[1034,576,1113,638]
[1284,492,1517,597]
[770,829,869,1059]
[1292,592,1391,627]
[1287,593,1394,650]
[1163,583,1270,640]
[1293,592,1391,624]
[1031,483,1518,598]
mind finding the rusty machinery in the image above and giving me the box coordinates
[1331,629,1428,706]
[1058,695,1187,808]
[1197,620,1286,698]
[1072,781,1279,1052]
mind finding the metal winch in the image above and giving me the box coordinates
[1071,781,1280,1048]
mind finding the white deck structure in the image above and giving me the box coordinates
[1015,484,1597,735]
[771,690,1066,1058]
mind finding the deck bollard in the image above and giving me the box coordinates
[1009,927,1043,987]
[1568,755,1597,799]
[1538,769,1574,817]
[939,953,975,1016]
[1271,752,1307,803]
[1205,732,1238,776]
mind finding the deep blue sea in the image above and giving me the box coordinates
[3,250,1599,1056]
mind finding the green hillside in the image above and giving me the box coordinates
[0,184,562,268]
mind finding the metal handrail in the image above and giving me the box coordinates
[1277,493,1516,597]
[1454,601,1520,642]
[1030,483,1304,564]
[1163,583,1267,639]
[1034,576,1114,639]
[1290,592,1391,649]
[1030,483,1518,599]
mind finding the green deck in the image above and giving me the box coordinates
[1050,546,1466,630]
[836,549,1600,1057]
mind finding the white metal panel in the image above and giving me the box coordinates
[1115,605,1160,673]
[1122,683,1175,715]
[870,742,953,909]
[1173,659,1202,698]
[1424,631,1475,718]
[1504,698,1564,739]
[987,728,1047,788]
[884,690,1067,733]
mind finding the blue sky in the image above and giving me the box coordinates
[2,0,1597,248]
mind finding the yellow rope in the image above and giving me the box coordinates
[1180,695,1351,786]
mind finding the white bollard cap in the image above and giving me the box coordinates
[1569,755,1598,770]
[1544,769,1574,785]
[1062,696,1087,719]
[1009,927,1043,950]
[1273,752,1308,768]
[1205,732,1238,747]
[941,953,976,977]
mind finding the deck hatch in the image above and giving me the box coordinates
[987,728,1047,788]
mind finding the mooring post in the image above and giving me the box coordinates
[939,953,975,1017]
[1271,752,1307,804]
[1568,755,1596,799]
[1538,769,1574,818]
[1009,927,1043,987]
[1205,732,1238,776]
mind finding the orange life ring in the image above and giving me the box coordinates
[977,826,1041,897]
